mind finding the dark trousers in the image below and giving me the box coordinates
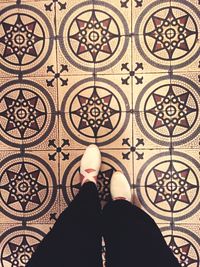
[27,182,180,267]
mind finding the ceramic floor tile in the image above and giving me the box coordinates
[0,0,200,265]
[58,75,94,113]
[59,112,96,149]
[132,0,199,73]
[133,149,174,223]
[170,149,200,224]
[132,72,171,111]
[133,111,171,149]
[0,224,46,267]
[169,72,200,149]
[161,225,200,267]
[95,112,132,149]
[0,150,59,224]
[0,77,58,150]
[0,2,57,78]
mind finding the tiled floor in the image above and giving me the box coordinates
[0,0,199,266]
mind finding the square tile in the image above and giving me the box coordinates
[96,111,132,149]
[162,224,200,267]
[57,37,94,75]
[132,72,171,111]
[20,38,57,78]
[133,111,171,149]
[58,74,94,113]
[0,78,24,149]
[170,149,200,224]
[132,34,171,74]
[0,1,57,78]
[59,113,96,149]
[133,148,171,186]
[0,150,60,223]
[94,36,131,75]
[168,72,200,149]
[96,73,132,111]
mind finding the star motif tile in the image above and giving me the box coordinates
[0,0,199,266]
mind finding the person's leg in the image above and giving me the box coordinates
[102,172,180,267]
[27,182,102,267]
[27,145,102,267]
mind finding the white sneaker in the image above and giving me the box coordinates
[80,144,101,185]
[110,171,132,202]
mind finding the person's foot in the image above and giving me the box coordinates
[80,144,101,185]
[110,171,132,202]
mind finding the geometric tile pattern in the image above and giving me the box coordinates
[0,0,199,266]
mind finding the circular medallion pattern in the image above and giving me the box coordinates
[68,10,120,64]
[0,80,56,148]
[136,151,199,221]
[59,1,129,72]
[0,226,45,267]
[0,5,53,74]
[62,152,131,206]
[0,153,57,220]
[162,227,199,267]
[134,0,199,69]
[61,77,130,146]
[135,75,200,146]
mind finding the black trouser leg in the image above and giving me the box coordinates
[27,182,102,267]
[102,200,180,267]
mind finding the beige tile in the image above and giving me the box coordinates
[162,225,200,267]
[0,224,46,267]
[170,149,200,224]
[59,113,96,149]
[133,111,171,149]
[96,112,132,149]
[0,2,57,77]
[134,149,199,224]
[0,150,60,223]
[18,1,56,37]
[58,75,94,113]
[21,38,57,77]
[132,0,199,72]
[133,72,200,148]
[133,72,170,111]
